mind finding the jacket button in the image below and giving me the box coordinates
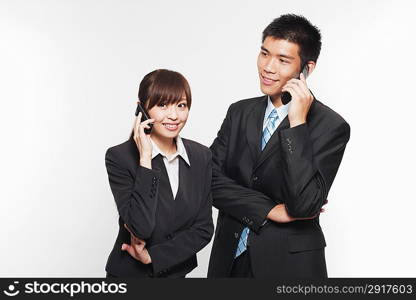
[253,176,258,181]
[167,234,172,240]
[234,232,239,239]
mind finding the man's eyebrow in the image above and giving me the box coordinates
[278,54,295,60]
[260,46,269,53]
[260,46,295,60]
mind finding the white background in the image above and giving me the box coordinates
[1,0,415,277]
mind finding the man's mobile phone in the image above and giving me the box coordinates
[135,101,153,134]
[281,64,309,105]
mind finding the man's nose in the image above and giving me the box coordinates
[264,58,277,73]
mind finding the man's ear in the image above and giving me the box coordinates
[305,61,316,77]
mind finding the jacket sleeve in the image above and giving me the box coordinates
[210,104,276,233]
[279,121,350,218]
[147,152,214,275]
[105,148,161,239]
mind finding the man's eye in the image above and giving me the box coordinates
[280,59,289,64]
[261,52,268,56]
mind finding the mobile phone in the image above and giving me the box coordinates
[135,101,153,134]
[281,64,309,105]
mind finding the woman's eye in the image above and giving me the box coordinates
[158,103,167,107]
[178,103,187,108]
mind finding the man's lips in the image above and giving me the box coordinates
[260,74,278,86]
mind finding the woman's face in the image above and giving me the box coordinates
[147,96,189,140]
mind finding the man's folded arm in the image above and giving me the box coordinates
[279,121,350,218]
[210,104,277,233]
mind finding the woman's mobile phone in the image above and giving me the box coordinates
[135,102,153,134]
[281,64,309,105]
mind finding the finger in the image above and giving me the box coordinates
[132,116,138,134]
[121,243,130,251]
[292,83,309,101]
[300,72,307,83]
[134,113,142,139]
[140,118,155,126]
[297,79,311,97]
[285,81,307,97]
[131,235,144,245]
[288,77,302,85]
[286,78,301,85]
[121,243,137,259]
[137,237,146,244]
[138,122,148,139]
[134,242,145,252]
[282,86,302,100]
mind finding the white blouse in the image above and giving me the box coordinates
[150,135,190,199]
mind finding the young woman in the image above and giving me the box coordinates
[104,69,213,278]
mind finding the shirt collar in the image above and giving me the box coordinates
[150,135,190,166]
[266,95,290,120]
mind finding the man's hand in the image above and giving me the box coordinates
[122,224,152,264]
[266,200,328,223]
[283,73,314,128]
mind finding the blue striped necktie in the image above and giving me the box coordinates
[235,108,279,258]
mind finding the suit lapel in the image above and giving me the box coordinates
[175,156,190,201]
[254,115,290,171]
[253,91,318,171]
[172,141,192,227]
[246,96,268,163]
[178,140,192,199]
[152,155,175,201]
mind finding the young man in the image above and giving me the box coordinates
[208,14,350,278]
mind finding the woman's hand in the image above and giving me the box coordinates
[121,224,152,264]
[133,112,155,169]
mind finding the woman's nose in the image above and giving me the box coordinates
[167,106,178,119]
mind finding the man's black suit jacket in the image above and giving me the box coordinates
[105,137,214,278]
[208,95,350,278]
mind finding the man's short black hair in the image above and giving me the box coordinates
[262,14,322,67]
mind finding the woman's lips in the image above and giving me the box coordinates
[261,74,278,86]
[163,123,179,131]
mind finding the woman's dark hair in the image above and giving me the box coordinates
[262,14,322,67]
[139,69,192,110]
[130,69,192,139]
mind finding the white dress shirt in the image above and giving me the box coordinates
[262,96,290,132]
[150,135,190,199]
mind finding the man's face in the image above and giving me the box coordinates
[257,37,302,101]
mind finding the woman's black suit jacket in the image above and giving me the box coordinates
[104,136,214,278]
